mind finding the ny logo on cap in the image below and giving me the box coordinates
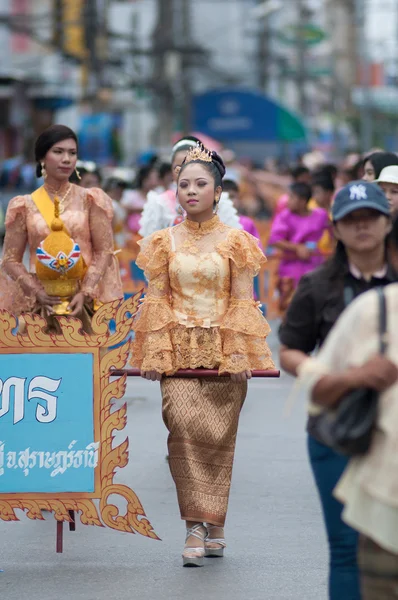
[349,184,367,201]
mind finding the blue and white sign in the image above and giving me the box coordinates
[0,353,97,494]
[192,88,307,142]
[193,88,279,141]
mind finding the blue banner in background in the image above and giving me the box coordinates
[0,353,97,494]
[193,89,279,141]
[193,88,307,143]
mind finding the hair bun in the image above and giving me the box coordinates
[211,152,226,179]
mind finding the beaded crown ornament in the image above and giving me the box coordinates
[184,142,213,164]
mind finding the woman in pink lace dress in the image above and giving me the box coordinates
[0,125,122,329]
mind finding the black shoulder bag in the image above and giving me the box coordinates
[313,286,387,456]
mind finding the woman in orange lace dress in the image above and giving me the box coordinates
[132,144,275,567]
[0,125,122,329]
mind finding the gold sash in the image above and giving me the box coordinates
[31,186,99,307]
[31,186,69,234]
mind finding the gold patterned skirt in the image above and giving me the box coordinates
[161,377,247,526]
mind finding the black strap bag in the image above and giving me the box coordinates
[313,286,387,456]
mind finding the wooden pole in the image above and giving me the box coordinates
[111,368,280,378]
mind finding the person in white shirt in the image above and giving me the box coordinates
[299,284,398,599]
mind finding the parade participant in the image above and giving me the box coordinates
[301,283,398,600]
[156,162,173,193]
[223,179,262,243]
[0,124,122,329]
[122,165,159,234]
[74,162,102,188]
[279,181,395,600]
[375,165,398,218]
[131,144,274,567]
[274,165,311,215]
[362,151,398,182]
[311,172,335,212]
[104,177,128,249]
[139,137,241,236]
[310,172,336,257]
[268,182,330,313]
[139,136,201,236]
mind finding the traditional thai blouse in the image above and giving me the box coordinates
[132,215,274,374]
[0,182,123,314]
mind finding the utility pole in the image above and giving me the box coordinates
[179,0,193,134]
[296,0,307,117]
[354,0,372,150]
[257,1,270,91]
[152,0,175,148]
[84,0,101,102]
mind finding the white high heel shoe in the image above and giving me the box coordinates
[182,524,206,567]
[204,524,226,558]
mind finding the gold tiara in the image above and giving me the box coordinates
[185,143,213,164]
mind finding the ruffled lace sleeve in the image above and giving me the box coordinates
[80,188,123,301]
[131,230,178,374]
[1,196,43,304]
[218,229,266,276]
[218,230,274,374]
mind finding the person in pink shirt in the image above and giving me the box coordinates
[269,182,330,312]
[275,165,311,215]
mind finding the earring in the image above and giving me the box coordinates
[177,204,184,216]
[214,201,219,214]
[41,162,47,180]
[75,166,81,180]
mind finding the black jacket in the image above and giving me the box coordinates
[279,261,397,354]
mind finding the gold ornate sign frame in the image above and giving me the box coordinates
[0,295,158,541]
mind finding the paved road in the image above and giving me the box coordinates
[0,325,328,600]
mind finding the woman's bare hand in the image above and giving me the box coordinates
[350,355,398,393]
[296,244,312,261]
[36,289,61,310]
[141,370,162,381]
[230,370,252,383]
[67,292,86,317]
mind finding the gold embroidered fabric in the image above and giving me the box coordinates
[132,216,275,374]
[0,184,122,314]
[161,377,247,526]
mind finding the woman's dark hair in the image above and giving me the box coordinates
[312,173,335,192]
[159,162,172,179]
[79,167,102,184]
[223,179,239,194]
[171,136,202,162]
[178,149,226,189]
[291,165,310,181]
[35,124,78,178]
[313,163,338,182]
[104,178,127,193]
[290,182,312,203]
[363,152,398,179]
[135,165,157,189]
[325,229,390,281]
[323,240,349,281]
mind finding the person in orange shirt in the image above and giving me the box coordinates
[310,172,336,256]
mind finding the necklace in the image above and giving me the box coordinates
[45,183,72,215]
